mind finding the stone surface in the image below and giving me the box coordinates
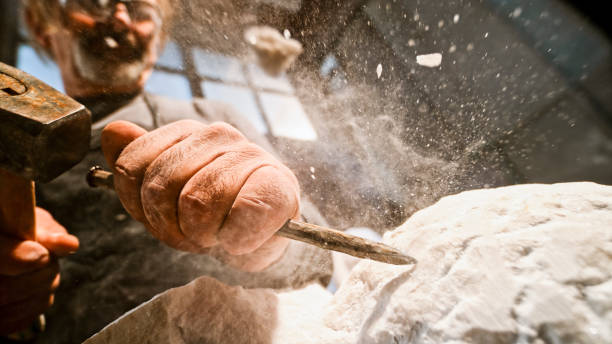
[85,276,340,344]
[325,182,612,343]
[85,182,612,343]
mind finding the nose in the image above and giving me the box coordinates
[110,3,132,30]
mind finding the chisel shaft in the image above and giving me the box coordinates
[87,166,416,265]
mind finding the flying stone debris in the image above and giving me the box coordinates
[416,53,442,68]
[244,25,304,76]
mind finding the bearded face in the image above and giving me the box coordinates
[37,0,165,96]
[70,19,157,87]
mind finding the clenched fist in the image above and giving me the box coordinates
[0,208,78,335]
[101,120,300,271]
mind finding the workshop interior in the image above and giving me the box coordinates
[1,0,612,342]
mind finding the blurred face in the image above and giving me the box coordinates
[45,0,163,97]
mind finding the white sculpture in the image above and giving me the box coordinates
[86,182,612,344]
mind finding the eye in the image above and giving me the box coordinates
[125,2,159,23]
[67,0,103,14]
[95,0,112,8]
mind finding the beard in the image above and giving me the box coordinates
[71,28,152,88]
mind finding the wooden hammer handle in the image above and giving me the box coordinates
[0,169,36,241]
[0,169,45,341]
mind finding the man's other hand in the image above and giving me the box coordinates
[101,120,300,272]
[0,208,78,335]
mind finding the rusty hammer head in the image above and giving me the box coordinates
[0,62,91,182]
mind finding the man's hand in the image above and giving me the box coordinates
[101,120,300,272]
[0,208,78,335]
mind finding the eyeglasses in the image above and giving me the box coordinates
[61,0,161,24]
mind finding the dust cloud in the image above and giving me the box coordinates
[167,0,600,232]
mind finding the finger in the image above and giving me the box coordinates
[216,235,289,272]
[0,294,54,336]
[100,120,148,169]
[35,208,79,257]
[176,145,278,250]
[106,120,205,223]
[217,165,300,255]
[0,236,50,276]
[0,260,59,306]
[140,123,249,250]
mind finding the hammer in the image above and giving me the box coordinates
[0,62,91,339]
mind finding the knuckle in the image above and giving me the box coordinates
[222,239,256,256]
[140,181,170,223]
[243,142,267,156]
[173,119,203,128]
[181,169,224,204]
[255,179,293,206]
[178,192,207,212]
[113,160,138,180]
[218,215,269,256]
[141,180,167,201]
[142,161,167,187]
[227,143,271,165]
[240,194,274,210]
[178,193,219,244]
[10,242,49,271]
[207,122,244,141]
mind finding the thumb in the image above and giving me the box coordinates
[101,120,148,169]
